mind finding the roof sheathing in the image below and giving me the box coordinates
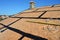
[0,4,60,40]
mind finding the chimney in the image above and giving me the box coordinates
[30,1,35,9]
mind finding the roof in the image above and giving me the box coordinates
[0,4,60,40]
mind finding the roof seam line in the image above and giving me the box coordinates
[7,18,22,26]
[38,11,47,18]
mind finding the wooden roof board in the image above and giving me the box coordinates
[0,18,19,25]
[37,7,60,11]
[15,12,44,17]
[41,11,60,18]
[0,29,21,40]
[54,4,60,7]
[23,8,37,12]
[38,6,51,8]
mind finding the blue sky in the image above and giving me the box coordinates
[0,0,60,15]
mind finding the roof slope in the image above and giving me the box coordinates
[0,4,60,40]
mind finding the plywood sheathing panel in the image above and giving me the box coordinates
[0,18,19,25]
[37,7,60,11]
[17,12,43,17]
[38,6,51,8]
[23,8,37,12]
[0,29,21,40]
[41,11,60,18]
[54,4,60,7]
[15,12,44,17]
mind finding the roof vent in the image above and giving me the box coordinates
[30,0,35,9]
